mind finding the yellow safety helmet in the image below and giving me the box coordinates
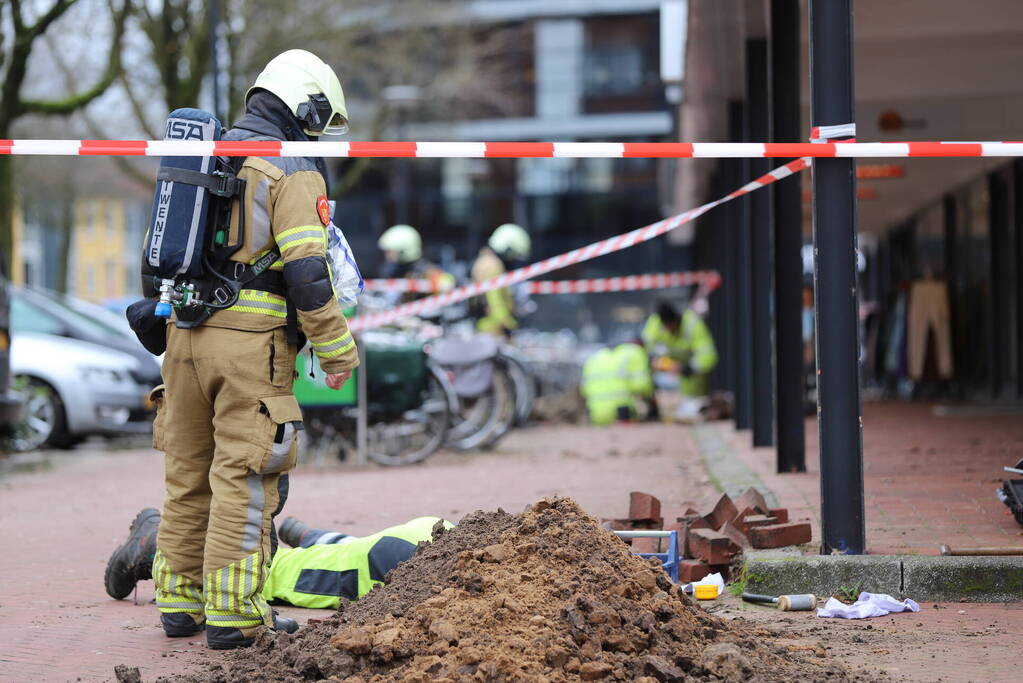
[378,224,422,264]
[488,223,531,261]
[248,50,349,136]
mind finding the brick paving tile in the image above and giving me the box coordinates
[721,402,1023,555]
[0,423,716,682]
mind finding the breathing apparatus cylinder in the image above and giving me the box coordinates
[145,107,238,319]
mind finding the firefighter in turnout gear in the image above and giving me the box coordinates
[472,223,531,336]
[149,50,358,650]
[377,224,455,302]
[106,509,451,611]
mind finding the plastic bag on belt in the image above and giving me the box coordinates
[325,200,364,306]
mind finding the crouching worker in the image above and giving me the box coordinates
[580,340,655,425]
[642,301,718,421]
[106,510,450,610]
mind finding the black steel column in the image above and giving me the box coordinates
[943,195,960,398]
[809,0,865,554]
[729,100,753,430]
[989,171,1010,398]
[771,0,805,471]
[747,38,775,447]
[1015,161,1023,398]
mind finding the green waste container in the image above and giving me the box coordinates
[293,351,357,407]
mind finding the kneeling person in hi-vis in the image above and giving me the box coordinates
[580,341,655,425]
[106,511,451,610]
[134,50,359,649]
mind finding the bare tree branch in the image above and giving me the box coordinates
[10,0,26,34]
[43,29,153,190]
[118,70,160,139]
[18,0,128,116]
[26,0,76,41]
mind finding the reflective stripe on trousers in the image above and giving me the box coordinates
[153,550,205,613]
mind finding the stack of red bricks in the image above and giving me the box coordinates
[606,490,811,583]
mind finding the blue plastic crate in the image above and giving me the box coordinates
[613,529,679,582]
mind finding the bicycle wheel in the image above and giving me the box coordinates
[446,362,515,451]
[499,348,536,426]
[366,367,451,466]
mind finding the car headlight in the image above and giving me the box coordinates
[78,366,128,384]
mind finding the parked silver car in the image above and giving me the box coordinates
[8,332,152,450]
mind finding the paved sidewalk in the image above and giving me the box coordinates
[707,402,1023,554]
[0,423,713,682]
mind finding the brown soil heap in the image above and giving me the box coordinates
[166,498,859,682]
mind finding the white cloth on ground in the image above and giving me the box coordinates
[817,591,920,619]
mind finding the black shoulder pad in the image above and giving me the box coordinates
[284,256,334,311]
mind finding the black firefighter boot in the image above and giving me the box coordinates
[207,612,299,650]
[105,508,205,638]
[104,508,160,600]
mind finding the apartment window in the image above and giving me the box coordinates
[105,203,118,241]
[582,14,662,114]
[105,260,117,298]
[85,265,96,295]
[84,201,96,239]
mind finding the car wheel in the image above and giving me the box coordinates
[8,376,68,452]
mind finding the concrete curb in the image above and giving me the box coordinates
[743,551,1023,602]
[691,424,779,507]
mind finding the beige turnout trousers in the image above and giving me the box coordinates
[152,324,302,632]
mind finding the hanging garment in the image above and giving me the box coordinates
[907,280,953,380]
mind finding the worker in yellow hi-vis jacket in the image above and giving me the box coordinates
[642,301,717,421]
[148,51,359,650]
[580,341,655,425]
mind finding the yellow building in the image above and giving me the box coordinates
[71,198,138,303]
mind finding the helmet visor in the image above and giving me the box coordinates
[300,94,349,136]
[322,111,349,136]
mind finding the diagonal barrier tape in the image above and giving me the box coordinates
[4,139,1023,157]
[347,159,809,332]
[363,271,722,295]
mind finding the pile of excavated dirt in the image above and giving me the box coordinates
[163,498,869,682]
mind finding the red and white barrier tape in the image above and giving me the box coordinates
[347,159,808,332]
[363,271,721,295]
[4,139,1023,158]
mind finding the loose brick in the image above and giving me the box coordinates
[689,529,740,565]
[768,508,790,524]
[679,515,711,557]
[720,520,750,548]
[750,522,812,549]
[729,506,758,535]
[735,487,770,515]
[742,514,777,528]
[704,493,739,530]
[629,491,662,523]
[678,559,711,583]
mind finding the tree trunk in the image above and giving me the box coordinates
[55,193,75,294]
[0,155,15,277]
